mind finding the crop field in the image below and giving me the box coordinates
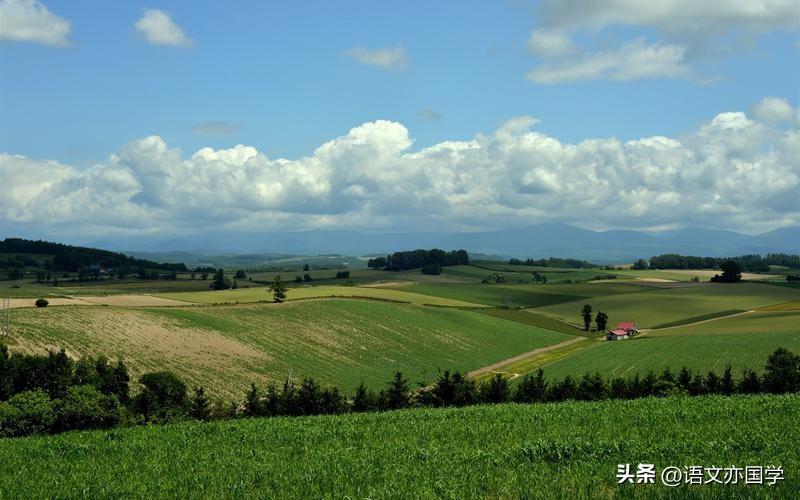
[480,308,587,336]
[391,281,657,308]
[0,395,796,498]
[536,282,800,328]
[648,311,800,337]
[155,285,483,307]
[538,329,800,379]
[7,299,570,397]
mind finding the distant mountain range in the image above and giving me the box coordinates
[87,223,799,263]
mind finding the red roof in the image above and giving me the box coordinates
[616,322,636,331]
[608,329,628,336]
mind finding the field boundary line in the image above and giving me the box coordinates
[468,336,588,378]
[646,309,757,331]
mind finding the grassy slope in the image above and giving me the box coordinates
[155,285,483,307]
[0,395,796,498]
[536,282,800,328]
[8,300,569,397]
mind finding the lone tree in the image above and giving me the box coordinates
[270,275,287,303]
[711,260,742,283]
[581,304,593,331]
[209,269,231,290]
[595,311,609,332]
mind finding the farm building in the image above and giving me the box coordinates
[615,322,639,334]
[606,329,629,341]
[606,321,639,341]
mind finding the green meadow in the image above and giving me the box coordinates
[9,299,570,397]
[0,395,796,498]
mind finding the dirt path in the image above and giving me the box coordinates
[468,336,587,378]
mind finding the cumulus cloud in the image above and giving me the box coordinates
[0,0,70,46]
[527,38,690,84]
[751,97,799,125]
[525,0,799,84]
[2,99,799,236]
[135,9,192,47]
[342,44,409,71]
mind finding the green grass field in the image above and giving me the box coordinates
[480,308,589,336]
[538,330,800,380]
[391,282,655,309]
[0,395,796,498]
[8,299,570,397]
[155,284,484,307]
[536,282,800,328]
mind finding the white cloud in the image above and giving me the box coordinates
[527,29,575,57]
[0,0,70,46]
[135,9,192,47]
[751,97,799,125]
[527,38,690,84]
[536,0,800,32]
[2,99,798,235]
[525,0,799,84]
[342,45,409,71]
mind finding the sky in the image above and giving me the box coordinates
[1,0,799,242]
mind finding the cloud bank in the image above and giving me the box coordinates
[526,0,800,84]
[2,98,798,237]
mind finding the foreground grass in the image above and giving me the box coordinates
[9,300,570,397]
[0,395,796,498]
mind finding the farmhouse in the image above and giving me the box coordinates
[606,329,629,341]
[606,322,639,341]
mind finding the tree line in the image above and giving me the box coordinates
[507,257,595,268]
[368,249,469,271]
[646,253,799,272]
[0,238,187,274]
[1,343,797,438]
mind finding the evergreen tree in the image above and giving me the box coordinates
[451,372,479,406]
[720,366,734,396]
[480,374,509,404]
[678,367,692,392]
[190,387,211,421]
[243,383,261,417]
[595,311,609,332]
[739,369,761,394]
[383,372,409,410]
[269,275,287,303]
[705,371,720,394]
[514,369,548,403]
[581,304,593,331]
[352,383,373,412]
[762,347,800,393]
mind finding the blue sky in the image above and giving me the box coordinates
[1,0,799,239]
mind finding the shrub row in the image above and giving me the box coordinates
[1,344,798,438]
